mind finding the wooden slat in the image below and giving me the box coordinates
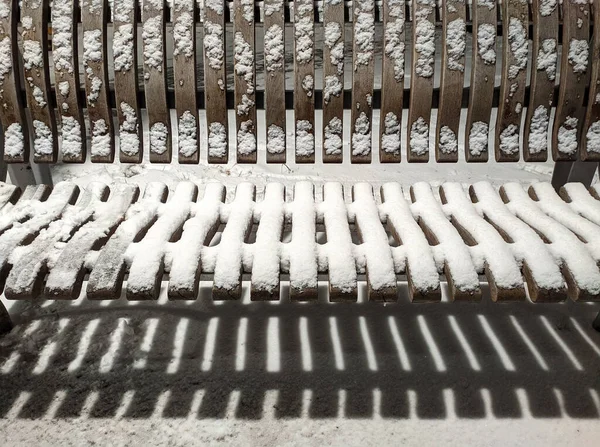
[142,0,172,163]
[351,0,375,163]
[204,0,228,163]
[234,0,257,163]
[581,0,600,161]
[495,0,528,162]
[264,0,287,163]
[436,0,467,163]
[22,0,58,163]
[379,0,405,163]
[114,0,143,163]
[172,0,199,163]
[407,0,436,162]
[52,0,87,163]
[82,0,114,162]
[552,0,590,161]
[522,0,558,162]
[0,0,30,163]
[465,0,497,162]
[294,0,315,163]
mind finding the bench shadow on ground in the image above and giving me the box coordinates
[0,280,599,421]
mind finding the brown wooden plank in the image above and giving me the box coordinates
[379,0,405,163]
[581,0,600,161]
[22,0,58,163]
[204,0,228,163]
[234,0,257,163]
[351,0,375,163]
[142,0,172,163]
[522,0,558,162]
[407,0,436,162]
[552,0,590,161]
[114,0,143,163]
[495,0,528,162]
[172,0,199,163]
[52,0,87,163]
[0,0,30,163]
[294,0,315,163]
[264,0,287,163]
[436,0,467,163]
[464,0,497,162]
[82,0,114,162]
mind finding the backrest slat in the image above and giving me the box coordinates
[204,0,229,163]
[294,0,315,163]
[0,0,30,163]
[114,0,143,163]
[379,0,405,163]
[436,0,467,163]
[464,0,496,162]
[582,2,600,161]
[351,0,375,163]
[322,0,345,163]
[407,0,436,163]
[173,0,199,164]
[22,0,58,162]
[83,0,114,162]
[264,0,287,163]
[52,0,87,163]
[143,0,172,162]
[553,0,591,161]
[522,0,558,162]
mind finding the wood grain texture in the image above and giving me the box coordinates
[552,0,590,161]
[22,0,58,163]
[495,0,528,162]
[0,0,30,163]
[581,0,600,161]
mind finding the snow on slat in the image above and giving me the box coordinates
[0,184,19,211]
[501,183,600,301]
[44,184,140,299]
[126,182,197,300]
[0,185,52,233]
[21,0,58,162]
[321,183,357,301]
[410,182,481,300]
[86,182,167,299]
[4,183,109,300]
[286,182,318,299]
[351,183,396,301]
[529,183,600,262]
[212,183,255,299]
[381,183,440,301]
[251,183,285,300]
[582,0,600,161]
[560,183,600,227]
[168,183,224,299]
[470,182,566,302]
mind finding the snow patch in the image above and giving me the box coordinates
[415,19,435,78]
[234,32,254,94]
[205,0,224,15]
[439,126,458,154]
[302,75,314,97]
[173,12,193,59]
[208,122,227,158]
[83,29,102,64]
[540,0,557,17]
[240,0,254,23]
[537,38,557,81]
[203,21,224,70]
[410,117,429,155]
[0,36,11,85]
[508,18,527,80]
[143,16,163,76]
[264,24,284,75]
[352,112,371,156]
[586,121,600,153]
[568,39,589,74]
[3,123,24,158]
[60,116,82,159]
[91,119,111,157]
[237,94,255,116]
[119,102,139,156]
[469,121,488,156]
[528,105,549,154]
[381,112,401,155]
[33,120,53,157]
[58,81,69,97]
[267,124,285,154]
[113,0,135,23]
[477,23,496,65]
[52,0,74,73]
[557,116,578,155]
[22,40,42,70]
[325,22,344,75]
[499,124,519,155]
[354,0,375,69]
[150,122,168,155]
[446,18,466,72]
[113,24,134,72]
[323,75,342,104]
[237,120,256,155]
[385,0,405,81]
[296,120,314,157]
[324,117,343,156]
[294,2,314,65]
[178,111,197,158]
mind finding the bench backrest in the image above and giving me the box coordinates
[0,0,598,166]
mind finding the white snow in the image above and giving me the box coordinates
[240,0,254,23]
[381,112,401,154]
[33,120,53,157]
[323,75,342,105]
[234,32,254,94]
[143,16,163,75]
[178,111,198,158]
[208,122,227,158]
[237,120,256,155]
[439,126,458,154]
[469,121,488,156]
[302,75,314,97]
[415,19,435,78]
[3,123,24,158]
[324,22,341,49]
[568,39,589,74]
[324,117,343,155]
[113,24,135,72]
[119,102,139,157]
[537,38,557,81]
[557,116,578,155]
[237,94,255,116]
[150,122,168,155]
[0,36,11,84]
[410,117,429,155]
[22,40,42,70]
[540,0,557,16]
[353,0,375,69]
[295,120,314,157]
[83,29,102,64]
[446,18,466,72]
[205,0,224,15]
[586,121,600,153]
[86,73,102,105]
[58,81,69,97]
[294,1,314,65]
[264,24,284,75]
[91,119,111,157]
[477,23,496,65]
[32,85,46,107]
[325,22,344,75]
[267,124,285,154]
[528,106,549,154]
[60,116,82,159]
[51,0,74,73]
[499,124,519,155]
[21,16,32,31]
[263,0,281,17]
[352,112,371,156]
[203,21,224,70]
[173,12,193,59]
[385,0,405,81]
[113,0,135,23]
[508,18,527,80]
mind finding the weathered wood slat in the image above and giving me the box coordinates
[581,0,600,161]
[436,0,467,163]
[552,0,590,161]
[495,0,528,162]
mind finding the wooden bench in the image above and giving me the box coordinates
[0,0,599,335]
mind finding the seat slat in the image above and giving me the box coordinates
[351,0,376,163]
[407,0,436,162]
[495,0,528,162]
[294,0,316,163]
[522,0,558,162]
[552,0,590,161]
[0,0,29,163]
[52,0,87,163]
[142,0,172,162]
[464,0,497,162]
[0,184,19,211]
[436,0,467,163]
[22,0,58,162]
[560,183,600,226]
[264,0,287,163]
[323,0,345,163]
[581,2,600,161]
[234,0,257,163]
[114,0,143,163]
